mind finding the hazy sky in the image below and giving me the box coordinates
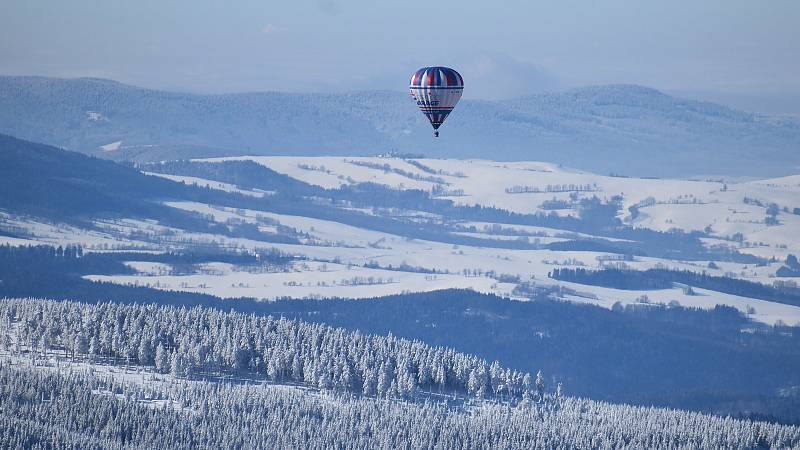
[2,0,798,113]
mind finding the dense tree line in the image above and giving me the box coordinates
[0,244,291,273]
[0,298,534,402]
[0,363,798,449]
[546,239,646,256]
[550,267,800,307]
[777,254,800,277]
[0,244,132,279]
[550,267,671,290]
[0,244,292,302]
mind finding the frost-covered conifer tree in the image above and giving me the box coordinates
[155,344,168,374]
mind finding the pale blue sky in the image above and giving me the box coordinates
[2,0,798,113]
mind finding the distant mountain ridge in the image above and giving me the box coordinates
[1,75,798,177]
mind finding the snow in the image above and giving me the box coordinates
[204,156,800,255]
[198,156,440,191]
[100,140,122,152]
[452,231,567,245]
[750,174,800,188]
[561,284,800,327]
[0,346,323,414]
[85,111,108,122]
[165,201,400,247]
[143,172,268,197]
[87,260,507,300]
[124,261,174,275]
[5,155,800,326]
[82,216,800,325]
[0,212,155,252]
[7,200,781,325]
[460,221,631,242]
[0,235,46,246]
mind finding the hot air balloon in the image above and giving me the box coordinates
[409,66,463,137]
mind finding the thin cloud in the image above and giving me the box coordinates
[314,0,342,15]
[261,24,286,34]
[459,53,562,99]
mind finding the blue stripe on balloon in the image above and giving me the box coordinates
[409,86,464,90]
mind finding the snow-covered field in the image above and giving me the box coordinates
[87,260,508,300]
[4,156,800,325]
[0,212,155,251]
[82,241,800,325]
[144,172,270,197]
[200,156,800,256]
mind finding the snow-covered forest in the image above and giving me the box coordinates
[2,360,799,449]
[0,298,534,402]
[2,298,800,449]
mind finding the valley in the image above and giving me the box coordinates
[5,152,799,325]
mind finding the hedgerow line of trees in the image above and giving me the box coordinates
[505,183,600,194]
[0,298,536,402]
[1,363,798,449]
[404,158,466,178]
[346,160,448,185]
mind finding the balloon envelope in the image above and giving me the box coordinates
[409,66,463,135]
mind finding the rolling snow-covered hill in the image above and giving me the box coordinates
[200,156,800,261]
[3,136,799,325]
[1,76,799,177]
